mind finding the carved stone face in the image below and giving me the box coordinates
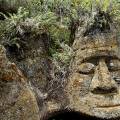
[65,34,120,119]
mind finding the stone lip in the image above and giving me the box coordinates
[97,104,120,108]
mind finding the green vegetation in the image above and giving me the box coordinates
[0,0,120,65]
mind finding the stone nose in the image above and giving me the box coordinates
[90,59,118,95]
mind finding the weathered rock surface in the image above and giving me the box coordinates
[0,45,40,120]
[5,29,52,97]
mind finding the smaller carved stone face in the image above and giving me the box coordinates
[66,34,120,119]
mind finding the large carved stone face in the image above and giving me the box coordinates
[65,34,120,119]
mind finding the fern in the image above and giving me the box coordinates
[1,0,120,65]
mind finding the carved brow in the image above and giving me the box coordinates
[81,55,120,64]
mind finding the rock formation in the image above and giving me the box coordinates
[65,33,120,119]
[0,45,40,120]
[42,12,120,120]
[0,2,120,120]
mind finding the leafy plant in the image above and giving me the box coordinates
[1,0,120,64]
[1,7,29,48]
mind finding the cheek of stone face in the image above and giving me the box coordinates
[68,73,93,97]
[111,71,120,85]
[79,74,93,97]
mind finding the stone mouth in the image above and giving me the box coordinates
[43,110,119,120]
[97,104,120,108]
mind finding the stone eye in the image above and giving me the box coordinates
[113,77,120,84]
[108,59,120,71]
[78,63,95,74]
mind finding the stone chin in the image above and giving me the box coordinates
[67,95,120,119]
[93,107,120,119]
